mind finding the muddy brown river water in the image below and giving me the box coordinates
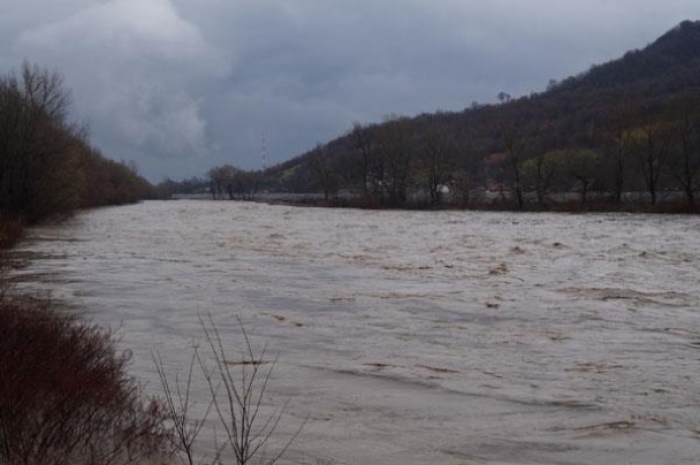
[13,200,700,464]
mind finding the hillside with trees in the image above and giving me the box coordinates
[194,20,700,211]
[0,63,170,464]
[0,63,156,247]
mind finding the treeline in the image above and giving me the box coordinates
[344,95,700,210]
[157,166,264,201]
[206,165,261,200]
[195,91,700,211]
[249,21,700,211]
[166,21,700,212]
[0,63,155,239]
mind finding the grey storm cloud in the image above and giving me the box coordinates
[2,0,700,180]
[8,0,228,177]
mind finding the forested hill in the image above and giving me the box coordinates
[555,20,700,95]
[0,63,157,248]
[201,20,700,210]
[0,65,157,221]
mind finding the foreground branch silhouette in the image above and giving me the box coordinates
[155,316,304,465]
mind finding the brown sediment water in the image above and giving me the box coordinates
[13,200,700,465]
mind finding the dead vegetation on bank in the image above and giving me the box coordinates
[0,240,304,465]
[0,267,172,464]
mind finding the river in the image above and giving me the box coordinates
[13,200,700,464]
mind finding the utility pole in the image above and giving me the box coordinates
[261,133,269,171]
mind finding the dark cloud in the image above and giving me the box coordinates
[2,0,700,180]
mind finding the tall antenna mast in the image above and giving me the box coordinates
[261,133,269,171]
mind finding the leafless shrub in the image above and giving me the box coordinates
[0,217,23,251]
[0,298,173,465]
[155,316,305,465]
[154,349,214,465]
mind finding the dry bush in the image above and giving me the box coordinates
[0,218,23,251]
[0,298,173,465]
[0,217,24,303]
[155,316,304,465]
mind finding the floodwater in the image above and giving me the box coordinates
[13,200,700,464]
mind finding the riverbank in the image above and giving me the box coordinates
[176,191,699,214]
[0,220,172,465]
[0,217,24,250]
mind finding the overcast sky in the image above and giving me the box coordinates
[2,0,700,181]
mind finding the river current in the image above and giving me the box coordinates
[14,200,700,464]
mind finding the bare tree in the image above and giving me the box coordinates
[665,98,700,208]
[522,152,559,207]
[155,316,304,465]
[154,350,214,465]
[451,127,483,206]
[563,149,601,205]
[0,63,78,221]
[632,123,672,206]
[349,123,374,197]
[219,165,241,200]
[603,105,633,204]
[208,167,225,200]
[309,145,335,201]
[375,116,414,204]
[420,118,455,205]
[497,91,512,104]
[0,63,152,221]
[500,123,524,210]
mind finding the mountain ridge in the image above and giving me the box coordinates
[197,20,700,210]
[550,19,700,95]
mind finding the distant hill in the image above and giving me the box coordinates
[211,21,700,210]
[557,20,700,95]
